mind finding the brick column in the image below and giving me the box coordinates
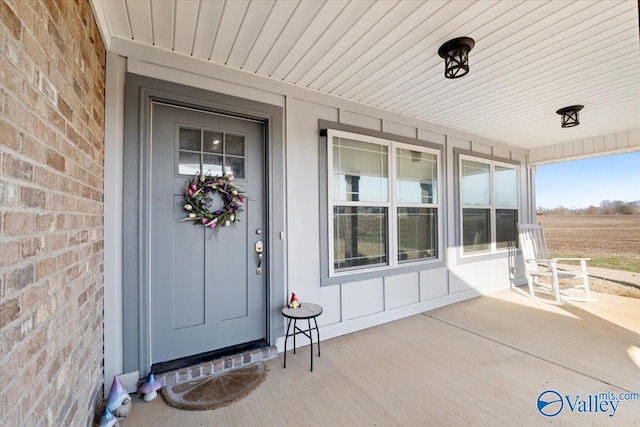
[1,0,106,425]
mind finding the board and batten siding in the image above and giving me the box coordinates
[284,97,531,346]
[104,50,531,358]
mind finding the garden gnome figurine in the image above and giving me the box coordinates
[139,373,162,402]
[112,397,131,418]
[289,292,299,309]
[106,377,131,418]
[98,407,119,427]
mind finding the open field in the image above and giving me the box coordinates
[538,215,640,272]
[537,215,640,298]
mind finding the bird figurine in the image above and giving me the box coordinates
[289,292,299,309]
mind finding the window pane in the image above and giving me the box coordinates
[179,128,201,151]
[397,207,437,262]
[333,137,388,202]
[178,151,200,175]
[225,156,245,178]
[495,166,518,207]
[462,160,490,206]
[462,208,490,253]
[203,131,223,153]
[396,149,437,204]
[202,154,223,175]
[226,134,245,156]
[333,206,387,270]
[496,209,518,249]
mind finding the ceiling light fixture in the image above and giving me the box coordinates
[556,105,584,128]
[438,37,475,79]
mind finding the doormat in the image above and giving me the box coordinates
[160,362,267,411]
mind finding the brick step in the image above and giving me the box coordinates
[154,346,278,387]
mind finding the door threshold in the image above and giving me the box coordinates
[150,341,277,388]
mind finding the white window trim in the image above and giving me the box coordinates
[459,154,520,257]
[328,129,442,277]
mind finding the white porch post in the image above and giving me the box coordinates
[528,164,537,222]
[103,53,127,397]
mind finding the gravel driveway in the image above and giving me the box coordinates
[558,264,640,299]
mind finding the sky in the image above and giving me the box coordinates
[536,151,640,209]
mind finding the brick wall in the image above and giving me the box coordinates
[0,0,105,425]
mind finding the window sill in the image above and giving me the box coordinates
[457,248,520,264]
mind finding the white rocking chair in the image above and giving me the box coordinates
[517,223,596,303]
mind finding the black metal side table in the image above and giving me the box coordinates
[281,303,323,371]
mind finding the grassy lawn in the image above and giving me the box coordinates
[548,252,640,272]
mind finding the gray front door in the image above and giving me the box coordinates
[149,102,266,364]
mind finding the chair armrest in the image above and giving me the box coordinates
[524,258,558,263]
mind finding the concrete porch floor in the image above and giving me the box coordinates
[121,289,640,426]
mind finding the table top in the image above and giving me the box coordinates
[281,303,323,319]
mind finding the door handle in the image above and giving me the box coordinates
[255,241,263,275]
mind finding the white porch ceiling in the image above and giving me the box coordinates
[92,0,640,150]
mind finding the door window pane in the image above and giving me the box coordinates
[462,160,490,206]
[333,137,388,202]
[178,127,246,178]
[496,209,518,249]
[495,166,518,207]
[226,134,245,156]
[178,151,201,175]
[202,154,223,175]
[396,149,438,204]
[333,206,387,270]
[397,208,437,261]
[462,208,490,253]
[203,131,223,153]
[225,156,245,178]
[179,128,201,151]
